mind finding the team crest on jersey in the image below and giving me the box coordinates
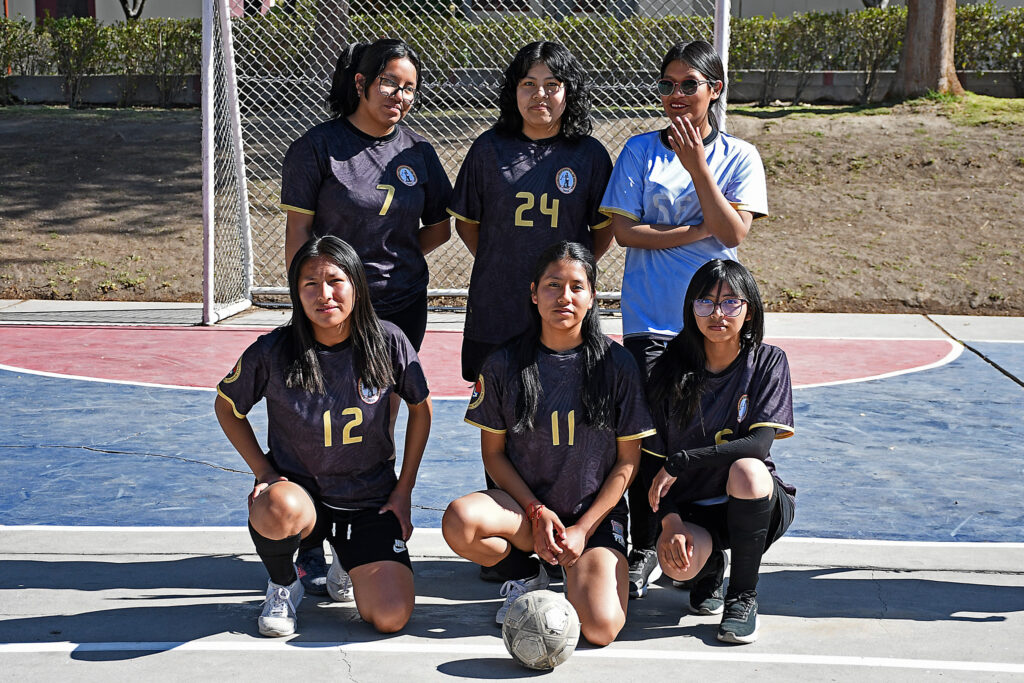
[468,375,485,409]
[737,394,749,422]
[396,165,418,186]
[611,519,625,548]
[358,378,382,405]
[222,358,242,384]
[393,539,407,553]
[555,167,577,194]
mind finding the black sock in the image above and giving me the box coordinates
[249,522,301,586]
[725,494,772,597]
[489,545,540,580]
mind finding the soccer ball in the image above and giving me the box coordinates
[501,590,580,670]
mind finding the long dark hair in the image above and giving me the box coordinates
[510,241,612,433]
[660,40,726,132]
[647,259,764,424]
[326,38,422,119]
[494,41,593,142]
[285,236,394,394]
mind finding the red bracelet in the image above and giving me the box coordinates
[526,501,546,523]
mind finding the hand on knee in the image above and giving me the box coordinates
[250,484,313,539]
[726,458,773,500]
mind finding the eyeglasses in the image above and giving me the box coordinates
[693,298,747,317]
[378,76,417,102]
[518,80,564,95]
[656,78,716,97]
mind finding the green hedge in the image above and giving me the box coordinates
[2,4,1023,106]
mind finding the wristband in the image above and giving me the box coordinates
[526,501,546,523]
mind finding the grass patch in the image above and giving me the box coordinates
[0,105,198,123]
[905,92,1024,126]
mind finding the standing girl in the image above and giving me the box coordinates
[442,241,654,647]
[449,41,613,385]
[281,38,450,589]
[216,236,432,637]
[645,259,795,644]
[598,40,768,597]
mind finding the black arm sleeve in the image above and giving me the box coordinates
[664,426,776,477]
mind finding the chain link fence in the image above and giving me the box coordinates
[207,0,722,317]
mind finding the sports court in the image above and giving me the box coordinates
[1,302,1022,680]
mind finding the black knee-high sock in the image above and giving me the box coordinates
[725,494,772,597]
[249,523,301,586]
[489,545,540,580]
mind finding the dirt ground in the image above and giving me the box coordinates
[1,103,1022,315]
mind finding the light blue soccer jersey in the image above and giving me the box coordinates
[599,130,767,338]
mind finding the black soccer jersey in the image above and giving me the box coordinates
[464,339,655,520]
[281,119,453,316]
[448,130,612,344]
[217,322,430,509]
[642,343,795,504]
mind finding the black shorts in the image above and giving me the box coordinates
[378,290,427,351]
[329,507,413,572]
[623,335,669,377]
[461,336,499,382]
[580,507,629,557]
[673,478,795,552]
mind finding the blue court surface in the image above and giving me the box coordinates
[0,309,1022,680]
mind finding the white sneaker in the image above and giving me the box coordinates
[327,551,354,602]
[258,577,304,637]
[495,568,549,624]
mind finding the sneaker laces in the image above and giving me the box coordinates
[265,586,295,618]
[724,590,757,618]
[499,578,528,602]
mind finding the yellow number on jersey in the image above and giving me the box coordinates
[551,410,576,446]
[377,184,396,216]
[323,407,364,446]
[539,193,559,228]
[514,191,535,227]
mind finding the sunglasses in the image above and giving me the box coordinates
[378,76,417,102]
[656,78,716,97]
[693,298,747,317]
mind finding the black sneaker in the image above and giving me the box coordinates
[627,548,661,599]
[717,590,759,644]
[295,545,329,597]
[688,549,727,615]
[479,563,519,583]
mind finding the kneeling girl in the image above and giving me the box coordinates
[443,241,655,646]
[645,258,795,644]
[215,235,432,637]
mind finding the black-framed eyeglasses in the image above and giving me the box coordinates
[656,78,715,97]
[378,76,417,102]
[693,298,747,317]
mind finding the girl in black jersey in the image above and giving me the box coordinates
[644,259,796,644]
[443,241,655,647]
[281,38,451,592]
[216,236,432,638]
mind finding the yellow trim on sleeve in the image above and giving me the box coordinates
[750,422,795,439]
[280,204,316,216]
[447,209,479,224]
[216,387,247,420]
[730,201,767,219]
[599,206,640,222]
[464,417,506,434]
[617,428,657,442]
[591,215,612,230]
[641,447,666,459]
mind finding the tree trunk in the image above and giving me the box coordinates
[889,0,965,99]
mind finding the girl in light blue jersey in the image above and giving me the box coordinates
[598,40,768,600]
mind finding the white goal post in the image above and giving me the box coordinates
[202,0,730,324]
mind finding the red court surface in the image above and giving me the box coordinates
[0,325,960,396]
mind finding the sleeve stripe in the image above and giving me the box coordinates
[617,428,657,442]
[280,204,316,216]
[599,206,640,222]
[464,417,506,434]
[730,201,767,219]
[447,209,479,224]
[750,422,795,439]
[641,447,666,459]
[591,215,612,230]
[216,387,247,420]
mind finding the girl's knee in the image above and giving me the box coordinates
[581,614,624,647]
[441,498,473,548]
[727,458,773,499]
[250,483,314,536]
[364,601,412,634]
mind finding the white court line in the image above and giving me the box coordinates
[0,338,965,394]
[2,526,1022,548]
[0,641,1021,673]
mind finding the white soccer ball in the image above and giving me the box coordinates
[501,589,581,670]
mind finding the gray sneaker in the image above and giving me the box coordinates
[627,548,661,599]
[258,577,304,637]
[327,550,354,603]
[296,545,329,596]
[688,549,727,615]
[495,569,549,624]
[717,590,760,644]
